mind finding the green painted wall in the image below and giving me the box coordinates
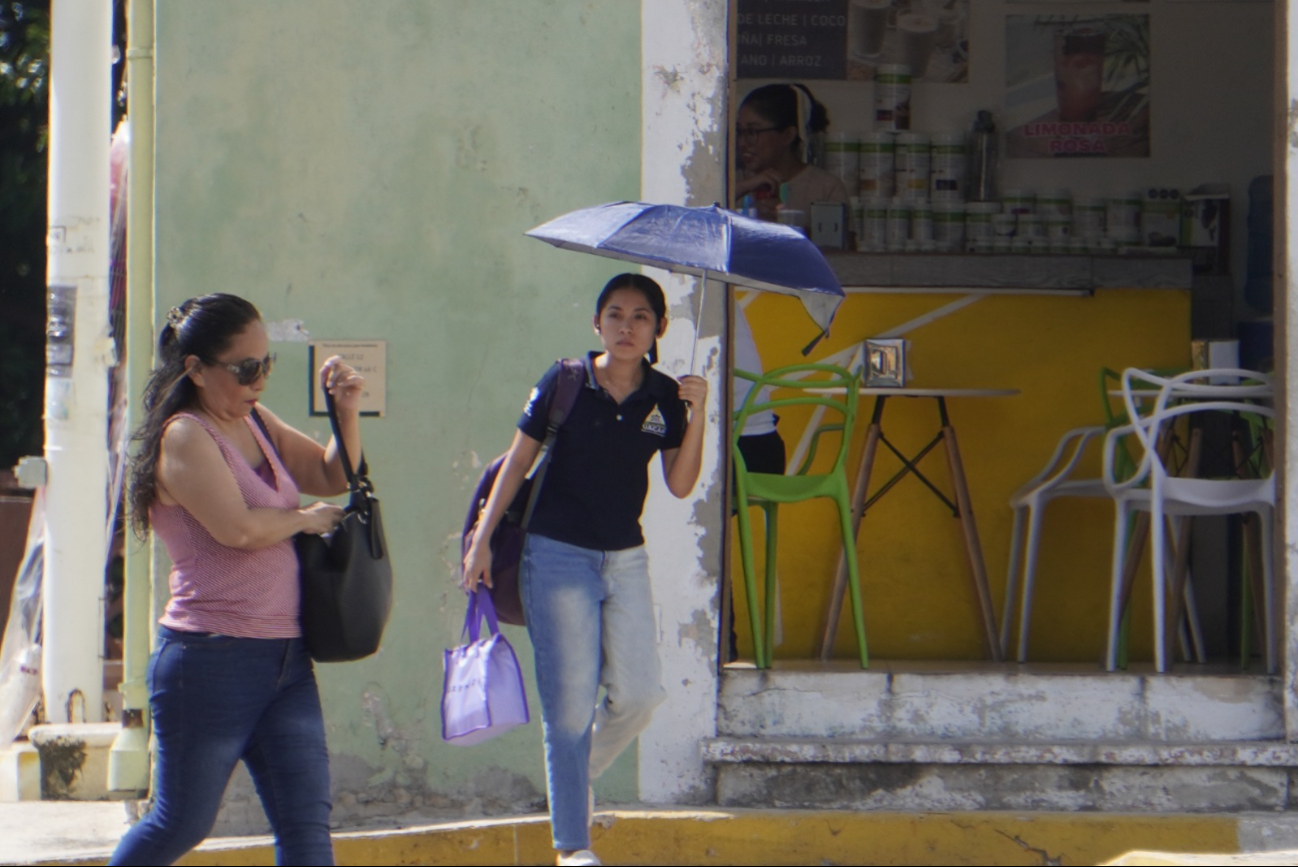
[152,0,643,821]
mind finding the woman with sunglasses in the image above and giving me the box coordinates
[733,82,848,228]
[111,293,364,866]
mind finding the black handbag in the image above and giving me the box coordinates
[253,397,392,662]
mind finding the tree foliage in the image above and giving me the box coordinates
[0,1,127,470]
[0,1,51,470]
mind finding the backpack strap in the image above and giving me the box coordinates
[520,358,585,529]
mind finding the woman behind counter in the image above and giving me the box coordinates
[111,293,364,866]
[733,82,849,228]
[462,273,707,867]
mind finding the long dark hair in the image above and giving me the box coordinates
[127,293,262,534]
[595,273,667,364]
[739,82,830,156]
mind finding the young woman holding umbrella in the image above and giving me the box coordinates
[461,273,707,867]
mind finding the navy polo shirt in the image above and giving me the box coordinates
[518,353,687,552]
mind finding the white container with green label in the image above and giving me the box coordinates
[858,197,890,251]
[886,198,912,251]
[1106,193,1142,244]
[894,132,931,201]
[932,201,965,251]
[929,132,966,202]
[858,131,896,200]
[1038,188,1073,219]
[910,200,934,242]
[1075,197,1106,238]
[874,64,912,132]
[964,201,999,251]
[823,133,861,199]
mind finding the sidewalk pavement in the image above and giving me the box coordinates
[7,801,1298,866]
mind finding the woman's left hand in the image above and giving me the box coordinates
[678,374,708,412]
[319,355,365,414]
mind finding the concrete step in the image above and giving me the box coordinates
[705,736,1298,812]
[719,661,1284,742]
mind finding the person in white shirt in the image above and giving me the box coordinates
[730,303,786,660]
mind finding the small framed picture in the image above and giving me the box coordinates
[864,339,907,388]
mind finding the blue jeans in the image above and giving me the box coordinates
[110,627,333,866]
[521,534,666,851]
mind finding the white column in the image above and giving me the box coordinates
[1282,0,1298,742]
[43,0,112,724]
[638,0,729,803]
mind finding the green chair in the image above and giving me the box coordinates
[732,363,867,669]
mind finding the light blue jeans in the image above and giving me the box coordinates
[521,534,666,851]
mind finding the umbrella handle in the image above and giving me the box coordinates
[687,272,708,384]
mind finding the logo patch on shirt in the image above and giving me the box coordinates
[641,404,667,437]
[523,386,541,417]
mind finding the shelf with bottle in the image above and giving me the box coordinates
[822,248,1192,293]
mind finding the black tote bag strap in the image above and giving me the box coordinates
[323,389,368,490]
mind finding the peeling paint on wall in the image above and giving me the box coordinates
[264,319,310,342]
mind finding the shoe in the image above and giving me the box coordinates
[557,849,602,866]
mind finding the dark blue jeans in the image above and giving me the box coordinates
[110,627,334,866]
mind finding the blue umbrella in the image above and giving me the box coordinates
[525,202,845,363]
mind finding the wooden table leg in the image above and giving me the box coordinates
[1162,428,1202,667]
[942,422,1003,661]
[818,415,882,660]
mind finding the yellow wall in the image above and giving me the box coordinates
[733,288,1191,663]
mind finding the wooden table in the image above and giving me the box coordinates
[810,386,1019,662]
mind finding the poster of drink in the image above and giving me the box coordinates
[1004,15,1150,158]
[845,0,969,83]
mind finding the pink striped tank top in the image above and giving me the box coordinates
[152,412,302,638]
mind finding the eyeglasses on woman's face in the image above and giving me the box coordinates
[208,353,277,385]
[734,125,782,141]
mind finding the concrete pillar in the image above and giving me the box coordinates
[637,0,729,804]
[1280,0,1298,741]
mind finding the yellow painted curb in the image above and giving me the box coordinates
[36,809,1245,867]
[1105,852,1298,866]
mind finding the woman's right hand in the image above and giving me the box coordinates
[299,502,346,535]
[734,169,782,201]
[461,536,493,592]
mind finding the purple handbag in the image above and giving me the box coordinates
[441,588,530,745]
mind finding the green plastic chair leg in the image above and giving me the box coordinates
[734,501,767,668]
[763,503,779,669]
[835,494,869,669]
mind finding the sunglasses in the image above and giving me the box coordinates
[208,353,277,385]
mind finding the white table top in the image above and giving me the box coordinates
[807,387,1020,398]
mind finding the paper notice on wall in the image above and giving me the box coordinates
[1004,14,1150,158]
[309,340,386,417]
